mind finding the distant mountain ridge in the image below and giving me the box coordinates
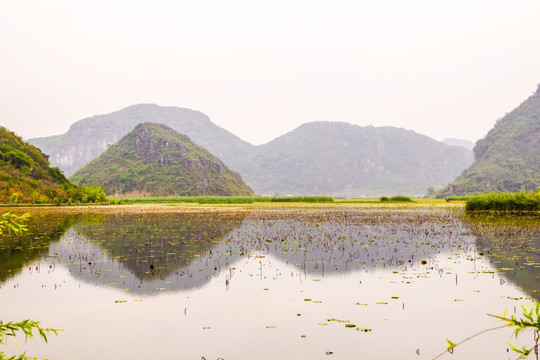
[29,104,254,177]
[438,85,540,196]
[30,105,474,197]
[442,138,475,150]
[235,122,474,197]
[70,122,254,197]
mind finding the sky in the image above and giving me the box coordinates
[1,0,540,146]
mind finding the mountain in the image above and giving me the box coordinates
[438,85,540,196]
[69,122,254,197]
[28,104,475,197]
[234,122,474,197]
[442,138,475,150]
[0,126,73,203]
[28,104,254,177]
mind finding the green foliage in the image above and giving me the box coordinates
[47,167,69,185]
[0,126,78,204]
[0,319,62,360]
[435,302,540,359]
[80,185,107,203]
[0,212,29,236]
[465,192,540,211]
[380,195,414,202]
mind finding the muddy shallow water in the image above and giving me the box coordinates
[1,205,539,359]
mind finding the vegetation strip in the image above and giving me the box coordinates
[465,192,540,212]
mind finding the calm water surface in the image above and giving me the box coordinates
[0,206,539,359]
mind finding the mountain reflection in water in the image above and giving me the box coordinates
[47,208,484,295]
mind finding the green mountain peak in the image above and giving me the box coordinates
[70,122,254,197]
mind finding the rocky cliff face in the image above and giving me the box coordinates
[70,122,254,197]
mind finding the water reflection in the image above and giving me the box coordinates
[0,210,87,283]
[50,211,246,294]
[465,212,540,301]
[37,208,482,295]
[1,207,538,360]
[223,209,478,276]
[3,208,538,299]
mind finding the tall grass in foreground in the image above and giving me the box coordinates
[122,196,334,204]
[465,192,540,211]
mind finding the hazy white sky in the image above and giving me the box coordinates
[1,0,539,145]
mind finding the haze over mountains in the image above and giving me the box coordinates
[28,104,475,197]
[442,138,475,150]
[236,122,473,197]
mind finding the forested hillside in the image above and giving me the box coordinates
[236,122,474,197]
[70,122,254,197]
[438,85,540,196]
[0,126,83,203]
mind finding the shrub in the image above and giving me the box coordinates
[81,185,107,203]
[380,195,413,202]
[389,195,414,202]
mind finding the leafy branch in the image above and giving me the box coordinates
[434,302,540,359]
[0,212,30,236]
[0,320,63,360]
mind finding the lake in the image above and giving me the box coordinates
[1,205,539,359]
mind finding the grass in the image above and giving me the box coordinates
[444,195,471,202]
[465,192,540,211]
[121,195,334,204]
